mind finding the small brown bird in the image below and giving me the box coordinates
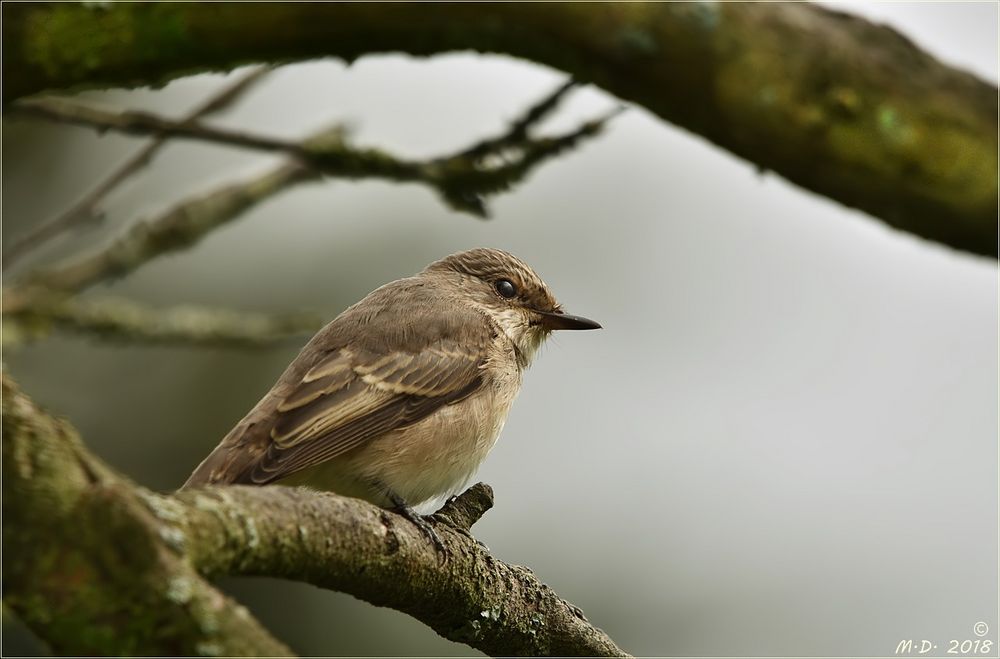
[184,248,599,541]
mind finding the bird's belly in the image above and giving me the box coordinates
[284,383,518,509]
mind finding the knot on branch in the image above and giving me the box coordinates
[433,482,494,531]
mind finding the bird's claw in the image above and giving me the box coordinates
[395,504,447,558]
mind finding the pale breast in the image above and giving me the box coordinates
[286,336,523,508]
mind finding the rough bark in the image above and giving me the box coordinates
[1,375,293,656]
[2,373,628,657]
[3,2,996,257]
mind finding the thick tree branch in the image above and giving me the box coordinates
[175,485,627,657]
[2,372,628,657]
[1,373,294,656]
[1,66,272,271]
[3,295,322,348]
[2,3,995,257]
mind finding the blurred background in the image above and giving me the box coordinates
[3,2,996,656]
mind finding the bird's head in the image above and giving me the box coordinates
[424,248,601,365]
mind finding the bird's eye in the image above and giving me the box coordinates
[495,279,517,299]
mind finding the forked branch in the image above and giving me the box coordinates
[10,81,617,219]
[2,67,272,271]
[3,80,616,326]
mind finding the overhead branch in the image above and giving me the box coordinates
[3,82,612,313]
[2,66,272,271]
[10,82,615,218]
[12,96,322,154]
[459,77,578,160]
[3,295,323,348]
[2,372,628,657]
[3,3,993,256]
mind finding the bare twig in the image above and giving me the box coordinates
[12,96,302,157]
[9,81,617,218]
[189,66,272,116]
[2,67,271,271]
[459,77,578,160]
[3,81,616,314]
[435,105,624,216]
[4,295,323,348]
[3,160,315,311]
[3,373,629,657]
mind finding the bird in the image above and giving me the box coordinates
[183,248,600,546]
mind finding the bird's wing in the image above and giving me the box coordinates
[244,337,487,484]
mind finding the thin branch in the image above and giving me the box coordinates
[12,96,305,153]
[2,159,315,312]
[2,372,629,657]
[2,82,615,312]
[2,66,271,271]
[189,66,272,116]
[459,77,578,160]
[436,105,624,216]
[9,82,617,218]
[3,295,323,348]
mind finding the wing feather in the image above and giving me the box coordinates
[182,280,498,490]
[246,338,487,485]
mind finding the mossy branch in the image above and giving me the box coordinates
[3,2,996,257]
[1,372,294,657]
[2,372,628,657]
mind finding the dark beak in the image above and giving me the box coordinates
[534,309,602,331]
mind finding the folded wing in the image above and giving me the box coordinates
[246,339,486,484]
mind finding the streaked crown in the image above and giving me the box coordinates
[424,248,560,313]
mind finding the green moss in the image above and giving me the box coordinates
[132,8,189,67]
[25,5,133,81]
[876,104,915,145]
[20,4,195,93]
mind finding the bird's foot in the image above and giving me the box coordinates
[386,492,447,559]
[396,505,447,558]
